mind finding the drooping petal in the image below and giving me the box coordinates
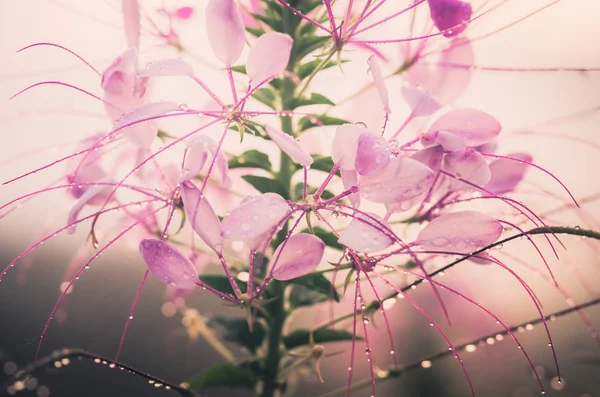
[444,148,491,191]
[271,233,325,281]
[138,58,194,77]
[358,157,434,203]
[180,181,223,252]
[331,124,368,170]
[367,55,390,114]
[181,135,231,187]
[484,153,532,194]
[205,0,246,65]
[428,108,502,147]
[247,32,293,85]
[416,211,503,254]
[401,84,440,117]
[355,133,391,176]
[139,239,198,289]
[102,49,139,119]
[338,212,394,253]
[122,0,141,49]
[221,193,290,241]
[427,0,473,37]
[113,101,179,148]
[266,126,313,166]
[404,38,474,105]
[67,183,112,234]
[411,145,445,173]
[341,170,360,208]
[420,130,466,151]
[113,101,179,131]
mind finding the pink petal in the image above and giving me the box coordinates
[427,0,473,37]
[113,101,179,148]
[247,33,293,85]
[180,181,223,252]
[113,101,179,130]
[484,153,532,194]
[416,211,503,254]
[428,108,502,147]
[401,84,440,117]
[411,145,445,173]
[341,170,360,208]
[338,212,394,253]
[206,0,246,65]
[404,38,474,105]
[122,0,141,49]
[175,6,194,20]
[444,148,491,191]
[331,124,368,170]
[67,183,112,234]
[139,239,198,289]
[102,49,138,119]
[355,132,391,176]
[66,165,107,200]
[181,139,210,182]
[420,130,466,151]
[138,58,194,77]
[367,55,390,114]
[358,157,434,204]
[266,126,313,166]
[221,193,290,241]
[271,233,325,281]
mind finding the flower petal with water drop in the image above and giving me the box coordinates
[429,108,501,147]
[138,58,194,78]
[139,239,198,289]
[221,193,290,242]
[401,84,440,117]
[416,211,503,254]
[338,212,394,253]
[355,132,391,176]
[266,126,313,166]
[358,157,434,204]
[271,233,325,281]
[427,0,473,37]
[331,124,369,171]
[485,153,532,194]
[444,148,491,191]
[180,181,223,252]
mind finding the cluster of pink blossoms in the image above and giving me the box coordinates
[2,1,600,397]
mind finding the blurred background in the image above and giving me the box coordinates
[1,1,600,396]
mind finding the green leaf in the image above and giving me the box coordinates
[198,362,256,389]
[284,329,362,350]
[343,268,355,296]
[252,13,282,32]
[291,93,335,108]
[310,155,336,173]
[230,65,247,74]
[289,272,340,308]
[242,175,289,199]
[297,59,348,80]
[298,115,349,131]
[229,150,272,172]
[208,316,266,354]
[198,275,246,297]
[302,226,344,250]
[252,87,277,109]
[245,26,263,37]
[294,36,332,61]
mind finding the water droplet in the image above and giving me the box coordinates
[129,315,134,320]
